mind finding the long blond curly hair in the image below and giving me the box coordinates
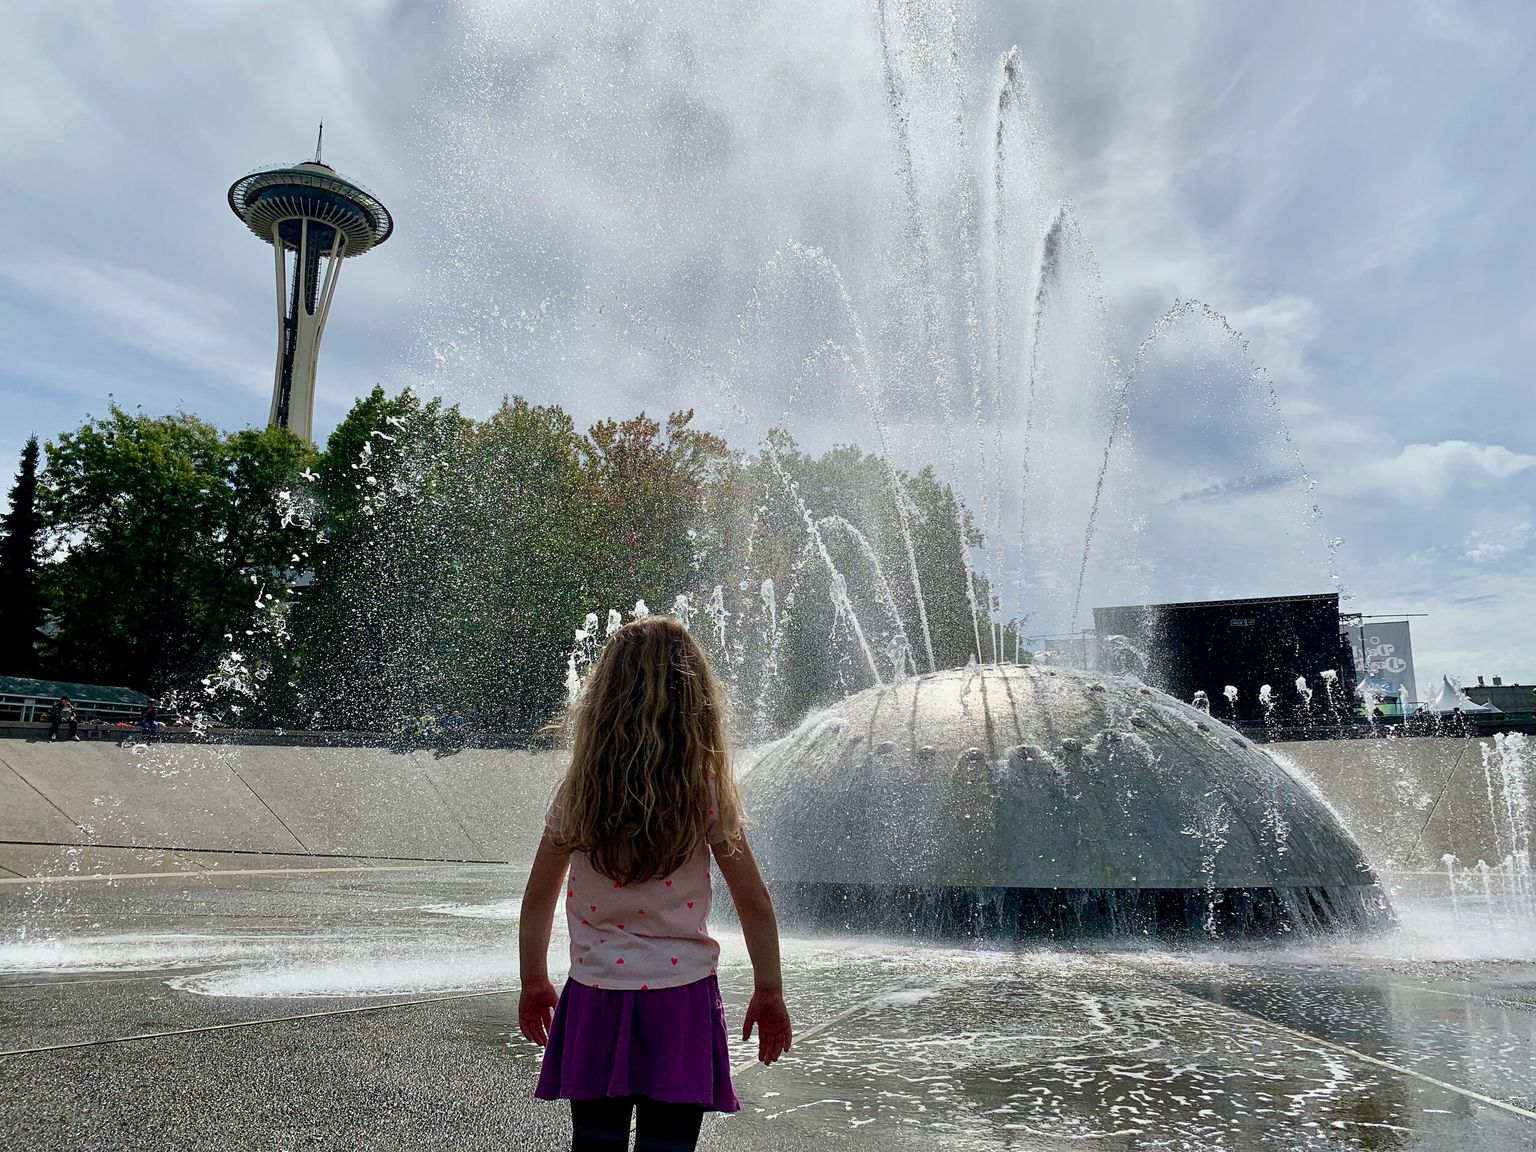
[550,615,743,884]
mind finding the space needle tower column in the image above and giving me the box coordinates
[228,128,393,443]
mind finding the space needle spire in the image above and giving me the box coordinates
[227,133,393,443]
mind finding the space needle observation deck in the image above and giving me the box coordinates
[228,128,393,443]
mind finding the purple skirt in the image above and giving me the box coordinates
[535,975,740,1113]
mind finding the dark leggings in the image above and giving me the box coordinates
[570,1096,704,1152]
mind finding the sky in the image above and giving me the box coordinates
[1,0,1533,686]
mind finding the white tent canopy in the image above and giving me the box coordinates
[1418,675,1501,714]
[1355,675,1404,700]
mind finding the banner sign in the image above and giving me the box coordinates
[1348,621,1417,704]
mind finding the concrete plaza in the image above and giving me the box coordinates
[3,862,1533,1150]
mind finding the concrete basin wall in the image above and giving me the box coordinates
[1269,737,1530,872]
[0,739,563,878]
[0,734,1527,880]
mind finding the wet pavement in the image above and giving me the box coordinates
[2,865,1534,1150]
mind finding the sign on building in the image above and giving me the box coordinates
[1347,621,1417,704]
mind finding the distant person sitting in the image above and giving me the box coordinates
[48,697,79,742]
[140,703,159,739]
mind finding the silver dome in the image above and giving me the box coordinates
[743,665,1386,937]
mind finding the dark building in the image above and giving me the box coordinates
[1093,593,1357,726]
[1463,679,1536,724]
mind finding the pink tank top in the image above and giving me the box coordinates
[548,787,736,991]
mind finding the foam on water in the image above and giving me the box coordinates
[0,933,312,976]
[167,948,518,998]
[420,897,521,921]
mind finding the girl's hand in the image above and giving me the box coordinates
[742,987,793,1065]
[517,833,570,1048]
[518,977,560,1047]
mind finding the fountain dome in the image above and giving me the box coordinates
[742,664,1387,938]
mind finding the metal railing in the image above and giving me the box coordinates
[0,694,145,725]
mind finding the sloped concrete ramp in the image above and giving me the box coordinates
[0,740,563,878]
[1272,737,1528,870]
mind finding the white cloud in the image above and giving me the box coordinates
[1360,440,1536,500]
[1400,566,1536,684]
[1460,522,1532,564]
[0,251,268,396]
[1224,295,1320,387]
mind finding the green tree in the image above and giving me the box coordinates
[39,409,312,695]
[687,432,1001,730]
[584,410,732,612]
[0,436,44,675]
[290,397,738,733]
[445,396,605,729]
[24,386,1016,737]
[288,386,469,729]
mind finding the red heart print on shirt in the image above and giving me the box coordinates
[665,880,673,887]
[616,958,624,965]
[687,901,694,909]
[670,957,679,965]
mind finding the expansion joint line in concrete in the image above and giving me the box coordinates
[226,764,310,854]
[0,754,84,832]
[1381,981,1536,1013]
[0,841,507,882]
[1400,738,1474,863]
[416,763,489,861]
[0,986,520,1059]
[0,861,486,887]
[612,983,914,1139]
[1131,969,1536,1124]
[730,982,914,1077]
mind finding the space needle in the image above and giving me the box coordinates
[228,127,393,443]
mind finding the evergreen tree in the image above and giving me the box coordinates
[0,436,44,676]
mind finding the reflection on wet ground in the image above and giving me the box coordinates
[1,866,1533,1150]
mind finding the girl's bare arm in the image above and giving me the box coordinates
[713,834,793,1063]
[517,832,570,1046]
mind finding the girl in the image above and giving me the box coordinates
[519,615,793,1152]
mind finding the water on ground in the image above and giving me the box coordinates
[2,864,1533,1150]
